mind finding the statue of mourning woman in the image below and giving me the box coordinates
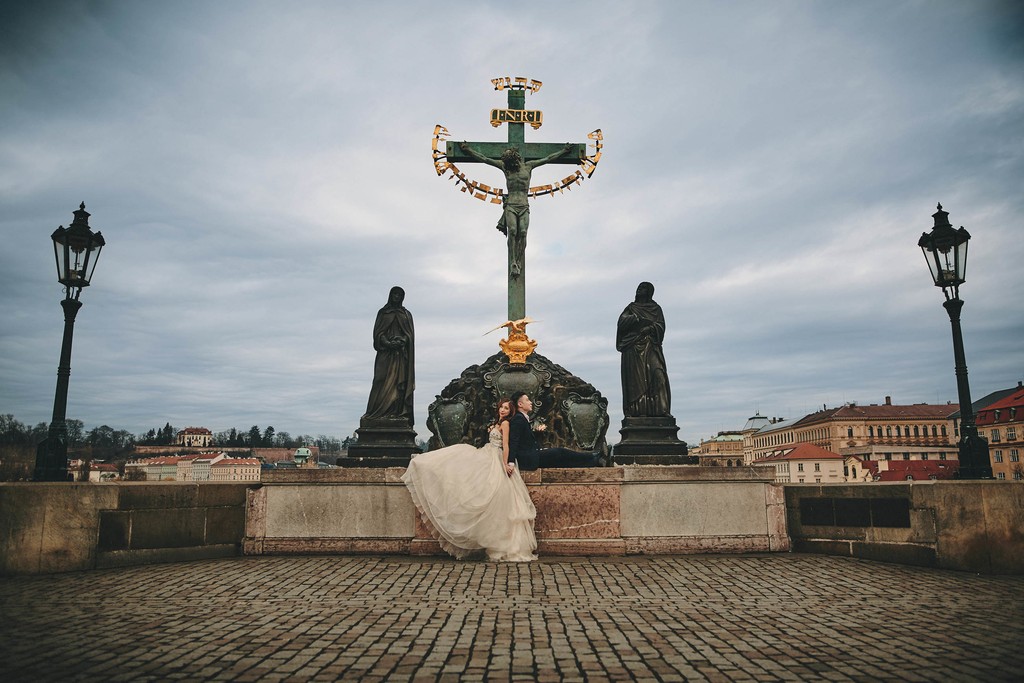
[614,281,690,462]
[617,281,671,418]
[363,286,415,422]
[344,286,419,466]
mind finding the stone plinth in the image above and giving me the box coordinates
[614,416,693,463]
[342,417,418,467]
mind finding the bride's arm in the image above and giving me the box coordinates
[501,421,513,476]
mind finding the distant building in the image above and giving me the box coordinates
[976,383,1024,482]
[124,452,261,481]
[146,457,181,481]
[252,447,321,464]
[753,443,845,484]
[749,398,960,465]
[191,453,227,481]
[88,463,120,482]
[697,432,744,467]
[69,460,120,482]
[851,457,959,481]
[177,427,213,448]
[210,457,260,482]
[697,413,776,466]
[266,447,335,470]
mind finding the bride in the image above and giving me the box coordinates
[402,398,537,562]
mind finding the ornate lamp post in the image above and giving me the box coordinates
[918,203,991,479]
[34,203,105,481]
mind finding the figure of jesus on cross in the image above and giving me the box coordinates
[457,141,575,281]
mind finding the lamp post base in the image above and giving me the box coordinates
[956,432,993,480]
[33,431,70,482]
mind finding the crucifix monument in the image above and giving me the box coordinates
[433,77,603,322]
[425,78,610,454]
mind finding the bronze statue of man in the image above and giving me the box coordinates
[458,142,574,279]
[363,286,415,422]
[616,282,672,418]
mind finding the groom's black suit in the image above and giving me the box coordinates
[507,412,599,470]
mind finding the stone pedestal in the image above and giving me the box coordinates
[339,417,418,468]
[426,352,609,453]
[614,416,695,464]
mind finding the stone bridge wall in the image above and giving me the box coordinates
[2,477,1021,575]
[785,481,1024,574]
[0,482,249,574]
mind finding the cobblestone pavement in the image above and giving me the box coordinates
[2,554,1022,682]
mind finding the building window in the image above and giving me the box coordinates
[994,452,1003,463]
[1011,453,1021,463]
[814,463,820,472]
[922,454,929,460]
[914,426,920,437]
[991,429,1001,443]
[797,463,804,472]
[932,426,939,437]
[1008,427,1017,441]
[895,426,901,437]
[939,453,947,460]
[1016,472,1023,481]
[868,426,874,438]
[885,453,892,460]
[886,426,892,437]
[997,472,1006,480]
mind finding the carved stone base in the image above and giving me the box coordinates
[426,352,609,453]
[614,416,693,464]
[341,417,418,467]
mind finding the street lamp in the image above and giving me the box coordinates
[34,203,105,482]
[918,203,991,479]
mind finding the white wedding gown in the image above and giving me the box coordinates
[402,426,537,562]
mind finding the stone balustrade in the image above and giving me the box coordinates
[2,474,1021,576]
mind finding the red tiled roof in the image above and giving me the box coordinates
[979,388,1024,414]
[179,427,212,435]
[854,458,959,481]
[799,404,959,423]
[142,457,181,465]
[754,443,843,462]
[212,458,260,466]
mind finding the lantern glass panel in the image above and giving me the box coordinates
[954,234,968,282]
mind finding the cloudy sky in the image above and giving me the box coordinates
[2,0,1022,446]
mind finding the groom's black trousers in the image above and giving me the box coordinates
[516,447,599,471]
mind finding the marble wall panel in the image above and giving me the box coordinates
[620,482,770,537]
[530,484,620,539]
[263,485,414,538]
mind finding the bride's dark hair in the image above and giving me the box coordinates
[489,398,515,431]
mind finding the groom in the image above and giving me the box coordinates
[508,391,609,470]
